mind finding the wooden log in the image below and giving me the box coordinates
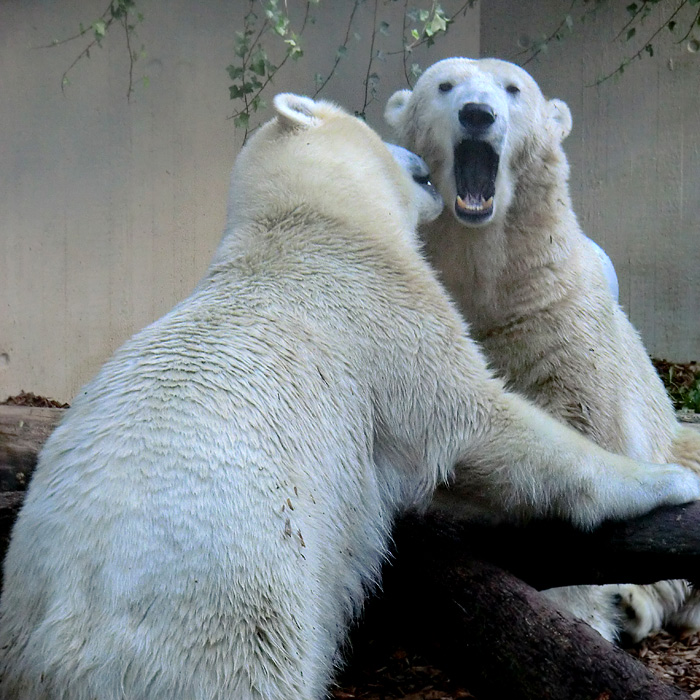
[367,553,692,700]
[0,405,64,491]
[393,504,700,591]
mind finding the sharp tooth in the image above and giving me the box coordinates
[457,194,494,214]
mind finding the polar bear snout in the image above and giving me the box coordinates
[386,142,444,224]
[458,102,496,133]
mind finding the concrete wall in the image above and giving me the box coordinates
[4,1,697,405]
[0,0,480,403]
[481,0,700,363]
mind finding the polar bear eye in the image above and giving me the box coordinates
[506,84,520,95]
[438,82,453,93]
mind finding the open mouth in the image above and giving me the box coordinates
[453,139,499,224]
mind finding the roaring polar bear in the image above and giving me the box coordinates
[1,93,698,700]
[385,56,700,643]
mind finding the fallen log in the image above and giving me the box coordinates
[394,503,700,591]
[364,551,692,700]
[0,405,63,491]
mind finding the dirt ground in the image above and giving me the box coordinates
[332,631,700,698]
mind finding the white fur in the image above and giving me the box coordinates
[1,94,699,700]
[386,56,700,643]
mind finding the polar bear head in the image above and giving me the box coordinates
[385,58,572,228]
[225,93,442,247]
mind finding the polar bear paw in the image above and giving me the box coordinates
[542,581,693,645]
[617,462,700,518]
[614,581,692,645]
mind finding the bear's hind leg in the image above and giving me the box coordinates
[542,580,692,645]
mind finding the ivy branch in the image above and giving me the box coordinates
[226,0,313,141]
[514,0,700,85]
[395,0,475,86]
[311,1,363,98]
[42,0,144,100]
[591,0,700,84]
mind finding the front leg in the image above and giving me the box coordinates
[446,388,700,530]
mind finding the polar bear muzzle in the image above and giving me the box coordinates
[453,139,498,223]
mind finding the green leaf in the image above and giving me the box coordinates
[249,49,267,76]
[565,14,573,30]
[234,32,249,58]
[379,21,390,36]
[273,15,290,36]
[226,64,244,80]
[411,28,420,40]
[285,35,303,59]
[251,95,266,112]
[336,45,347,59]
[234,112,250,129]
[229,83,255,99]
[667,20,676,32]
[626,3,638,15]
[626,27,636,41]
[93,20,106,38]
[425,11,448,37]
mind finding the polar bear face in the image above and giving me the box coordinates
[385,142,443,226]
[385,58,572,227]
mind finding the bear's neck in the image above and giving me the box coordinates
[423,144,580,339]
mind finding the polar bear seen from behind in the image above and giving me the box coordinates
[2,93,699,700]
[385,56,700,643]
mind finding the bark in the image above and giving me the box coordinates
[367,549,692,699]
[391,505,700,591]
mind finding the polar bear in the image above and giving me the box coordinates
[1,93,698,700]
[385,56,700,643]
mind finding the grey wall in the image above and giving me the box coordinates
[4,0,697,405]
[481,0,700,362]
[1,0,480,403]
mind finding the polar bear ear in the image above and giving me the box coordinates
[547,98,573,141]
[385,89,412,128]
[273,93,320,130]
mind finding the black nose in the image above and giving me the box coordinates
[458,102,496,131]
